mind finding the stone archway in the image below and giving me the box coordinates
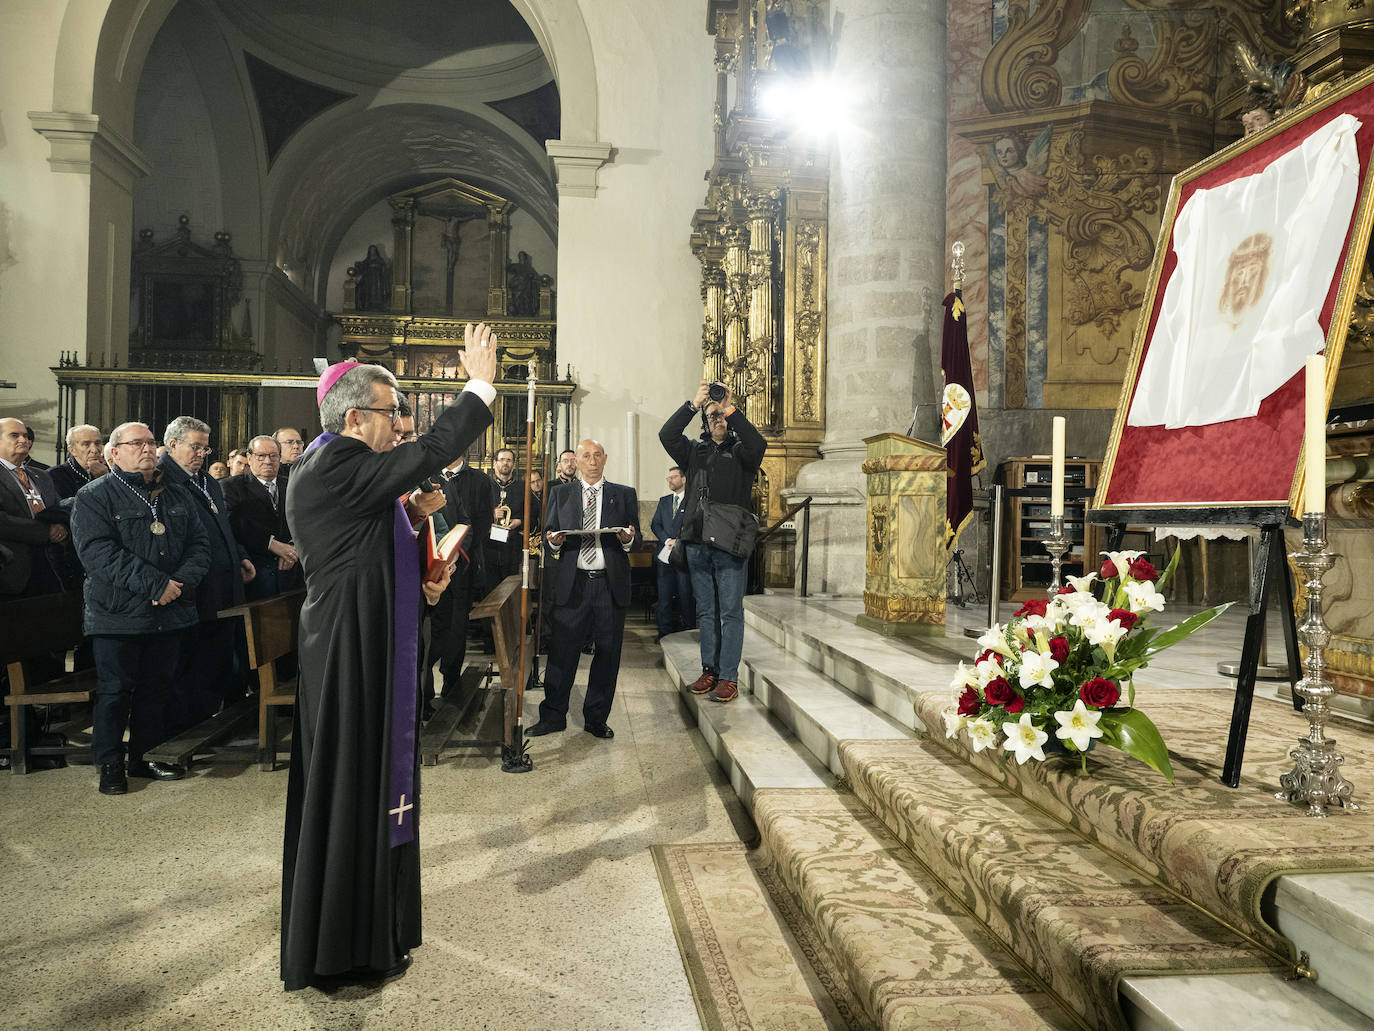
[39,0,609,363]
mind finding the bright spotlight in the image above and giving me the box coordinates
[760,73,854,142]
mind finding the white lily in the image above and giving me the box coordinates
[1018,649,1059,690]
[949,661,978,694]
[1022,613,1060,637]
[1053,699,1104,752]
[974,655,1005,688]
[977,624,1014,659]
[1068,598,1110,632]
[943,709,968,739]
[1124,579,1166,614]
[1086,616,1126,655]
[1065,572,1098,593]
[967,718,999,753]
[1002,713,1049,764]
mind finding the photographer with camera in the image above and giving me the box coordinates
[658,380,767,703]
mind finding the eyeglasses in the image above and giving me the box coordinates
[357,406,402,423]
[115,439,158,450]
[248,451,280,460]
[182,444,213,455]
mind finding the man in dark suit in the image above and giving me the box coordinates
[49,424,108,499]
[427,452,496,706]
[160,416,255,723]
[650,465,694,640]
[528,438,641,740]
[223,434,298,600]
[0,417,66,598]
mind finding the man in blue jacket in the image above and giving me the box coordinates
[160,416,255,725]
[649,465,694,640]
[72,420,210,795]
[658,382,767,704]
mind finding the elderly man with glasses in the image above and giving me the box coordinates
[70,421,210,795]
[280,323,498,991]
[224,433,298,600]
[273,427,306,467]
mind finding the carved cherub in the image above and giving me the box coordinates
[989,126,1051,199]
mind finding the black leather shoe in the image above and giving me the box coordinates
[127,759,187,781]
[98,763,127,796]
[525,719,566,737]
[584,723,614,740]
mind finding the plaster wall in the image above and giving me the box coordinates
[553,0,714,498]
[0,3,91,464]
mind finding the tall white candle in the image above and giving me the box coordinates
[1051,416,1066,518]
[1306,354,1326,514]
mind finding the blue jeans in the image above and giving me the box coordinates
[686,542,747,682]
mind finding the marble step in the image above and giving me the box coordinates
[753,787,1079,1030]
[661,633,833,810]
[745,596,1374,1022]
[739,632,912,777]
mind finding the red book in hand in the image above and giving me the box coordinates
[419,516,469,583]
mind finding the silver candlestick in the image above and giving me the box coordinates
[1277,512,1358,817]
[1044,513,1069,600]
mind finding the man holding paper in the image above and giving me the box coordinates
[527,438,641,739]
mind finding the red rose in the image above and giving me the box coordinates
[975,649,995,666]
[1048,636,1070,663]
[1057,584,1076,595]
[1005,695,1026,714]
[984,677,1014,706]
[1108,608,1138,631]
[957,686,981,716]
[1080,677,1120,708]
[1100,559,1118,579]
[1015,598,1048,618]
[1128,557,1159,582]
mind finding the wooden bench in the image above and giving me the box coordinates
[1,591,96,774]
[216,590,305,771]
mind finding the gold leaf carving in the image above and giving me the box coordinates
[1107,15,1216,114]
[981,0,1093,113]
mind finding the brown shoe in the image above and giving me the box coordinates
[709,679,738,703]
[688,670,717,695]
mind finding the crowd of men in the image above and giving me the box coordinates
[3,338,770,990]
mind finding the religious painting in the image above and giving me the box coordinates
[412,212,490,317]
[1095,66,1374,516]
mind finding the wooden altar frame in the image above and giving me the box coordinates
[1090,66,1374,787]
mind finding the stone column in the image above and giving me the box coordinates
[785,0,947,596]
[389,198,415,315]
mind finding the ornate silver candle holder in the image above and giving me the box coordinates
[1043,513,1069,600]
[1277,513,1358,817]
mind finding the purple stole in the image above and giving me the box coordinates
[305,433,419,848]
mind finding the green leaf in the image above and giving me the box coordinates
[1099,709,1174,781]
[1144,602,1232,656]
[1155,543,1183,594]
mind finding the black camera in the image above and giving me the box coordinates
[707,381,728,403]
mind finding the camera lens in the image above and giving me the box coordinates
[707,381,727,403]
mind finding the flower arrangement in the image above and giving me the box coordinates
[943,548,1230,780]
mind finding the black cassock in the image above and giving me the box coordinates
[280,390,492,990]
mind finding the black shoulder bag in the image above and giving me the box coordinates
[686,462,759,560]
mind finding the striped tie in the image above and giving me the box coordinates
[580,484,599,565]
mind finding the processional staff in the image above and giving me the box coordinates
[528,407,555,694]
[502,358,538,773]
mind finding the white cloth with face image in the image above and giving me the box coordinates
[1128,113,1362,429]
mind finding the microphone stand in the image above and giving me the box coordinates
[501,358,536,773]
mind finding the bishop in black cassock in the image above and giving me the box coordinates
[280,326,497,991]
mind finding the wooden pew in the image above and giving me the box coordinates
[215,590,305,771]
[1,591,95,774]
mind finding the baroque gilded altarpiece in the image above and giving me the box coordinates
[692,0,830,523]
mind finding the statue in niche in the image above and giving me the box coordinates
[506,251,540,316]
[353,244,391,311]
